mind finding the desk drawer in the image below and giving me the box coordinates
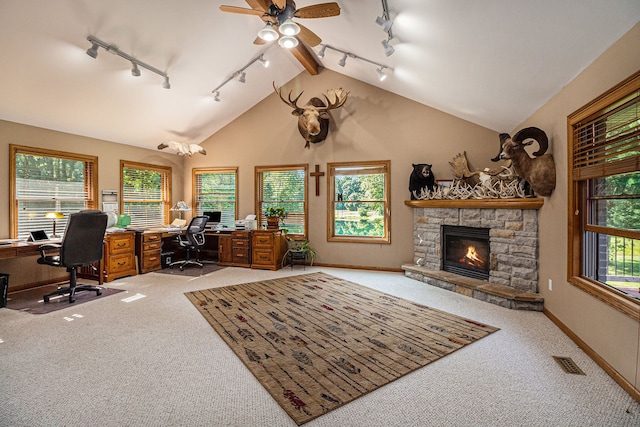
[143,241,162,251]
[143,252,161,270]
[232,238,249,248]
[232,248,250,262]
[109,235,133,255]
[252,249,273,265]
[143,233,162,243]
[109,254,134,273]
[253,234,274,248]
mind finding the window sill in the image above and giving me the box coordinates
[570,276,640,321]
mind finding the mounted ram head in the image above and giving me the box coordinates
[491,126,556,197]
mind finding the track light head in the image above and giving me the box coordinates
[238,71,246,83]
[338,53,348,67]
[317,45,327,58]
[162,75,170,89]
[213,91,221,102]
[376,66,388,82]
[131,62,141,77]
[279,18,300,36]
[86,42,99,58]
[258,22,279,41]
[375,16,393,32]
[258,54,269,68]
[278,35,298,49]
[382,38,395,57]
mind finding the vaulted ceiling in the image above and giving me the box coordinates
[1,0,639,151]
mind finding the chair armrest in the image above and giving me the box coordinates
[38,243,61,258]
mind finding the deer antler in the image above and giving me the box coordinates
[273,82,304,113]
[320,88,349,112]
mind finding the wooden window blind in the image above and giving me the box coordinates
[193,168,238,227]
[121,160,171,228]
[255,165,308,236]
[10,145,98,239]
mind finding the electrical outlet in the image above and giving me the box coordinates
[548,279,553,291]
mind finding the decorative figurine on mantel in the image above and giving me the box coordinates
[409,164,436,200]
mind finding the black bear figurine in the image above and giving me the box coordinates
[409,164,436,200]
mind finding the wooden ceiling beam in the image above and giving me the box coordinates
[290,44,320,75]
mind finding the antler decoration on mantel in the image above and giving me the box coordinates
[157,140,207,156]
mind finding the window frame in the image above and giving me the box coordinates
[255,164,308,238]
[327,160,391,244]
[9,144,98,239]
[120,160,172,228]
[568,70,640,320]
[192,167,238,228]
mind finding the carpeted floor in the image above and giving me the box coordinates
[185,272,499,425]
[5,283,124,314]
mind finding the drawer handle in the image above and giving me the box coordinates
[149,236,159,240]
[149,257,157,261]
[117,243,126,247]
[117,261,126,266]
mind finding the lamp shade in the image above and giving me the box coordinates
[170,201,191,211]
[45,212,64,219]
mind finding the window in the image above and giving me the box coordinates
[10,145,98,239]
[121,161,171,228]
[193,167,238,228]
[328,160,391,244]
[568,70,640,318]
[255,165,307,236]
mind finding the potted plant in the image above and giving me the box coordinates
[265,207,286,229]
[282,237,317,268]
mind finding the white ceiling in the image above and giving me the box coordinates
[1,0,639,151]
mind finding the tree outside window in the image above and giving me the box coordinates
[121,161,171,228]
[328,160,391,244]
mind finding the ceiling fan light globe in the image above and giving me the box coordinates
[279,19,300,36]
[258,23,279,41]
[278,36,298,49]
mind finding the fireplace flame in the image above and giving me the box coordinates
[460,245,486,268]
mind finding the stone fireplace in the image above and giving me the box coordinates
[402,199,544,311]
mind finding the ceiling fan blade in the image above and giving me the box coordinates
[220,5,265,16]
[253,36,268,45]
[294,3,341,19]
[272,0,287,9]
[244,0,269,12]
[297,24,322,47]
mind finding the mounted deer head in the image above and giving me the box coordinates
[274,82,348,148]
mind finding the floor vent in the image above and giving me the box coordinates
[553,356,586,375]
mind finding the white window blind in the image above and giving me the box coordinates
[121,162,171,228]
[256,165,307,236]
[12,146,96,239]
[194,168,238,227]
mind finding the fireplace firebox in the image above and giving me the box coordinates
[441,225,490,280]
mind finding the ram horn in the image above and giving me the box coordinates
[512,126,549,157]
[491,133,512,162]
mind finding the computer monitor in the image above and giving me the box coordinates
[203,211,221,223]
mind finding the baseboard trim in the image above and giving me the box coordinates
[313,262,403,273]
[544,307,640,403]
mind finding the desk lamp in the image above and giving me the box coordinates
[170,201,191,219]
[45,212,64,237]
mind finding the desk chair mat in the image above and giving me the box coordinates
[155,262,225,277]
[5,284,124,315]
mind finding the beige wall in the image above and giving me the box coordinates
[0,120,185,287]
[517,22,640,391]
[185,69,500,270]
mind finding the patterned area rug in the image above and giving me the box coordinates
[185,272,499,425]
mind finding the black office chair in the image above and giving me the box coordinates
[169,216,208,271]
[38,210,108,303]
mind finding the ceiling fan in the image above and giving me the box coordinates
[220,1,340,74]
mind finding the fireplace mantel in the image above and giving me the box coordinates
[404,198,544,210]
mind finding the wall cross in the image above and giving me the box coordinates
[310,164,325,196]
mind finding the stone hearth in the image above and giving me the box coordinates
[402,198,544,311]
